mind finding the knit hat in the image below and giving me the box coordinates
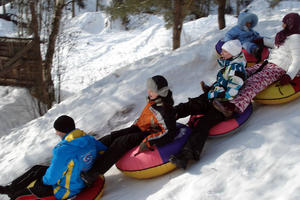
[147,75,169,97]
[221,39,242,56]
[215,40,225,55]
[53,115,75,133]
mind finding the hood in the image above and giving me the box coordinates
[238,11,258,29]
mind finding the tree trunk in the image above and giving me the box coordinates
[96,0,99,11]
[29,1,48,115]
[172,0,185,50]
[72,0,75,17]
[236,0,240,16]
[217,0,226,30]
[44,0,65,109]
[2,0,6,15]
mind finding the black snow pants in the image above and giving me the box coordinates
[175,93,224,160]
[89,126,149,175]
[2,165,54,200]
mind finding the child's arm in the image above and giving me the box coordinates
[224,27,239,41]
[224,73,245,100]
[141,108,177,148]
[223,63,246,100]
[42,147,69,186]
[286,35,300,79]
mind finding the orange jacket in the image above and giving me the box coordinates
[134,99,176,147]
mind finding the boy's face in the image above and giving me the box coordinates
[221,49,233,59]
[56,130,66,139]
[147,89,159,100]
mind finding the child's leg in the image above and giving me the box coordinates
[99,126,141,147]
[181,107,224,160]
[246,63,262,76]
[242,41,259,54]
[90,131,149,175]
[230,63,286,113]
[11,179,54,200]
[8,165,48,192]
[175,93,211,119]
[170,105,224,169]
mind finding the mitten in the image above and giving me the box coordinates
[279,74,292,85]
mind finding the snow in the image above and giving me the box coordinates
[0,0,300,199]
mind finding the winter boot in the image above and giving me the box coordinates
[169,154,189,170]
[253,47,263,63]
[200,81,211,93]
[80,171,99,188]
[212,99,235,118]
[169,148,195,170]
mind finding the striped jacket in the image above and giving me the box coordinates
[134,98,177,148]
[208,53,247,101]
[42,129,107,199]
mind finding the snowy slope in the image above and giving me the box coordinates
[1,0,300,199]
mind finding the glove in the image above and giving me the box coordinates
[80,171,99,188]
[138,142,150,153]
[200,81,211,93]
[279,74,292,85]
[253,38,264,47]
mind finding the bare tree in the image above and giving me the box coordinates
[72,0,75,17]
[216,0,226,30]
[29,1,48,114]
[96,0,100,11]
[172,0,194,50]
[173,0,185,50]
[236,0,240,16]
[2,0,6,15]
[43,0,65,108]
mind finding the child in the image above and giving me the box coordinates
[169,40,247,169]
[0,115,107,200]
[224,11,264,60]
[81,75,177,186]
[218,13,300,115]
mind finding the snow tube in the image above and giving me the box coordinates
[254,76,300,104]
[115,124,192,179]
[188,103,253,138]
[242,47,269,67]
[68,175,105,200]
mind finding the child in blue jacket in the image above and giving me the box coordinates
[0,115,107,200]
[224,11,263,60]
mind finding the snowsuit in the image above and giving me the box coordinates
[224,12,261,54]
[88,93,177,175]
[175,54,247,160]
[230,34,300,113]
[3,129,107,200]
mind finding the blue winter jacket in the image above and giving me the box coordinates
[43,129,107,199]
[224,12,261,45]
[208,53,247,101]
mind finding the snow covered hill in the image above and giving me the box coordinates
[0,0,300,199]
